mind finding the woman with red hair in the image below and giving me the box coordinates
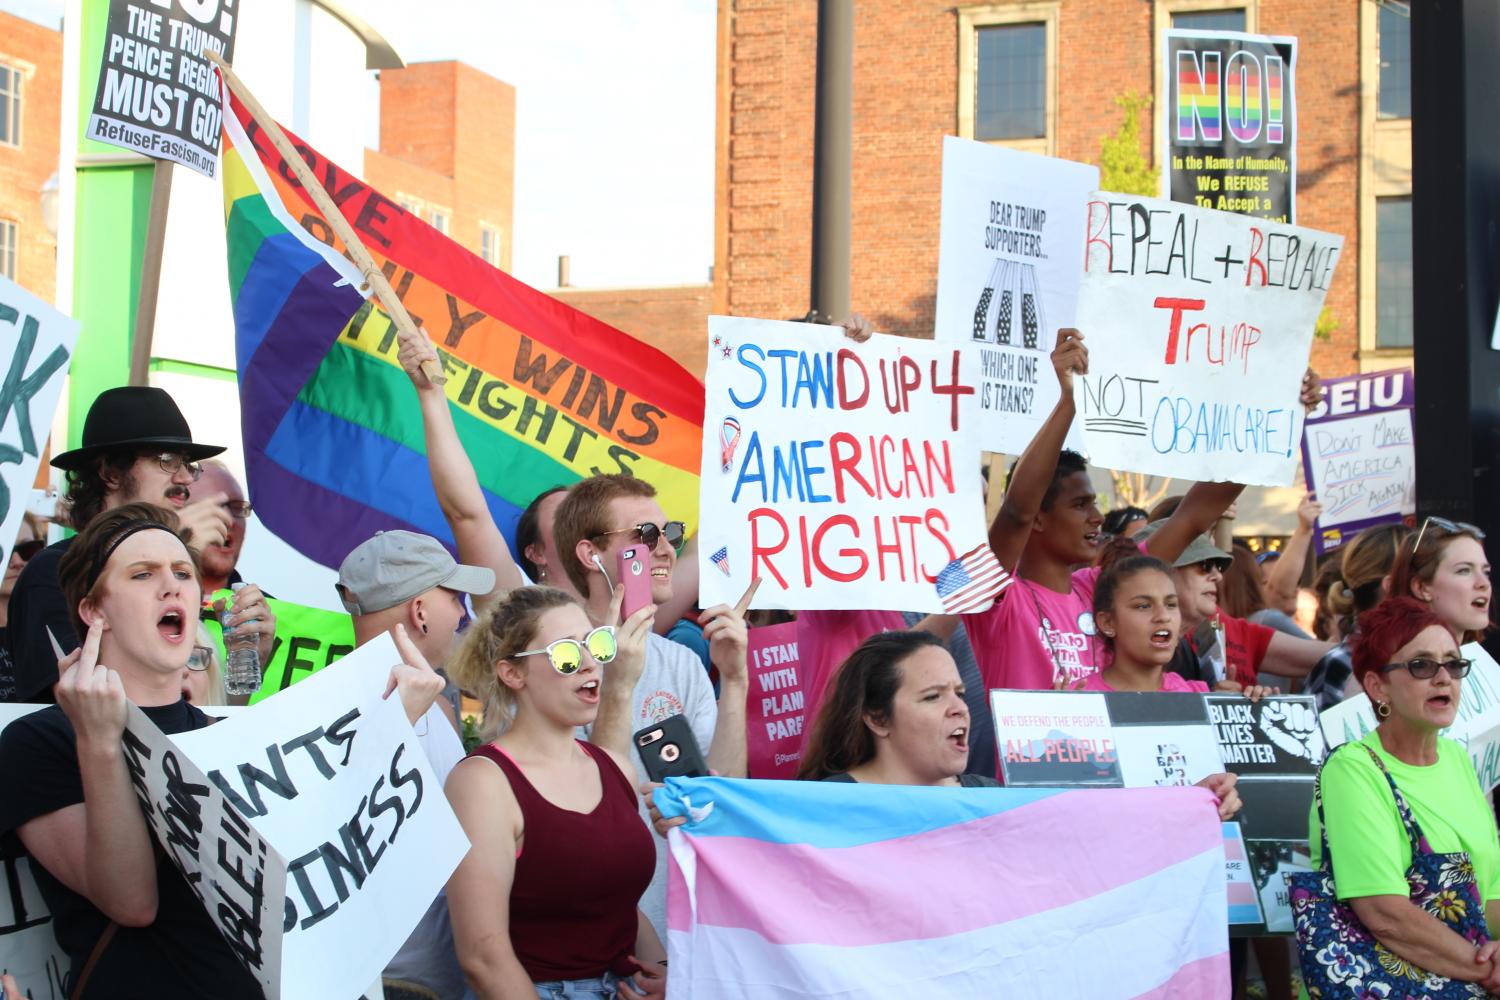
[1306,597,1500,990]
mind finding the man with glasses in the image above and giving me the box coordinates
[5,386,241,703]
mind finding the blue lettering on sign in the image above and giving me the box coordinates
[1150,397,1293,457]
[729,344,767,409]
[731,431,835,505]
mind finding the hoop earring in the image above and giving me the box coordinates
[1376,701,1391,719]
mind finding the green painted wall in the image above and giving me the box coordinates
[66,0,155,449]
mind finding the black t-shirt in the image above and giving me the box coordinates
[0,700,263,999]
[4,537,75,703]
[0,626,14,702]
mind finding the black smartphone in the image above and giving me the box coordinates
[634,714,709,782]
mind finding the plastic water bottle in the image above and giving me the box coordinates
[221,582,262,696]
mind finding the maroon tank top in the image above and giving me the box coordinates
[471,740,654,982]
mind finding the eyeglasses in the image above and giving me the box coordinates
[513,626,618,675]
[186,645,214,672]
[223,500,253,519]
[593,521,687,553]
[1194,558,1232,575]
[1380,657,1473,680]
[1412,516,1487,555]
[152,452,203,481]
[11,539,44,563]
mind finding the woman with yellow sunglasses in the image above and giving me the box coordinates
[444,585,668,1000]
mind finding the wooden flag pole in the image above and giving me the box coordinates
[128,159,174,387]
[204,48,446,385]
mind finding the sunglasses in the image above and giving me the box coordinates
[1381,657,1473,680]
[514,625,618,675]
[1412,516,1487,554]
[11,539,45,563]
[186,645,215,672]
[594,521,687,553]
[1194,558,1232,575]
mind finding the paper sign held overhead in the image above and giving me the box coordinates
[934,137,1097,454]
[1300,369,1414,554]
[698,317,987,612]
[1073,193,1341,485]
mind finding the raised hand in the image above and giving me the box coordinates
[1257,698,1319,759]
[56,623,128,748]
[220,583,277,662]
[384,623,445,724]
[1051,328,1088,393]
[699,578,760,686]
[397,325,444,393]
[1300,368,1323,412]
[177,494,232,549]
[1296,493,1323,533]
[839,312,874,344]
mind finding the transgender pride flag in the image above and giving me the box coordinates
[655,778,1229,998]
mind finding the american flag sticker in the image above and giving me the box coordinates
[934,544,1012,614]
[711,546,732,577]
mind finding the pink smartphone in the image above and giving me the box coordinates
[617,545,652,620]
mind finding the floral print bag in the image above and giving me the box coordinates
[1288,742,1492,998]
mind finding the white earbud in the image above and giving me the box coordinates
[591,553,614,591]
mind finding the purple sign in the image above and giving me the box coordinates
[1299,369,1414,554]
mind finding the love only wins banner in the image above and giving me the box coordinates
[698,317,987,612]
[1074,193,1341,486]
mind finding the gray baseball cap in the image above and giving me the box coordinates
[336,530,496,615]
[1133,520,1233,568]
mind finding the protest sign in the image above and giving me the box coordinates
[0,706,66,999]
[1073,193,1341,484]
[992,689,1320,934]
[202,591,357,704]
[1163,30,1298,223]
[87,0,237,177]
[0,276,77,583]
[934,137,1096,453]
[1300,369,1414,554]
[745,622,804,779]
[698,317,985,612]
[124,637,469,1000]
[1322,643,1500,790]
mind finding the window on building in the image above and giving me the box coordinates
[480,224,503,266]
[428,209,450,236]
[0,219,16,279]
[1378,4,1411,119]
[1170,9,1247,32]
[0,62,22,147]
[397,196,422,215]
[975,23,1046,141]
[1375,197,1413,349]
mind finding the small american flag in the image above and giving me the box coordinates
[710,546,732,576]
[934,544,1012,613]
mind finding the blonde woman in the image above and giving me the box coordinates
[445,586,665,1000]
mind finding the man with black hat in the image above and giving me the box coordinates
[4,386,262,703]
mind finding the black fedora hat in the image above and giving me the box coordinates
[51,386,226,473]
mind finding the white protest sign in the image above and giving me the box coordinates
[1299,369,1414,554]
[1320,644,1500,789]
[86,0,238,177]
[0,278,77,604]
[124,637,469,1000]
[699,317,985,612]
[934,137,1096,454]
[1074,194,1342,485]
[1,707,67,999]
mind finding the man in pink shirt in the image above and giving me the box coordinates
[965,329,1245,693]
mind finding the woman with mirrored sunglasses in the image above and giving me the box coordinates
[1305,596,1500,992]
[444,586,668,1000]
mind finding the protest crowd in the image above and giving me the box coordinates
[0,23,1495,1000]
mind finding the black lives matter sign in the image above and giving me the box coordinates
[87,0,239,178]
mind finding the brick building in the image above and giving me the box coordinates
[0,10,63,303]
[553,282,716,379]
[711,0,1414,380]
[365,60,516,274]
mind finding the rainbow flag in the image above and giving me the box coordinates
[219,91,703,569]
[656,778,1230,997]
